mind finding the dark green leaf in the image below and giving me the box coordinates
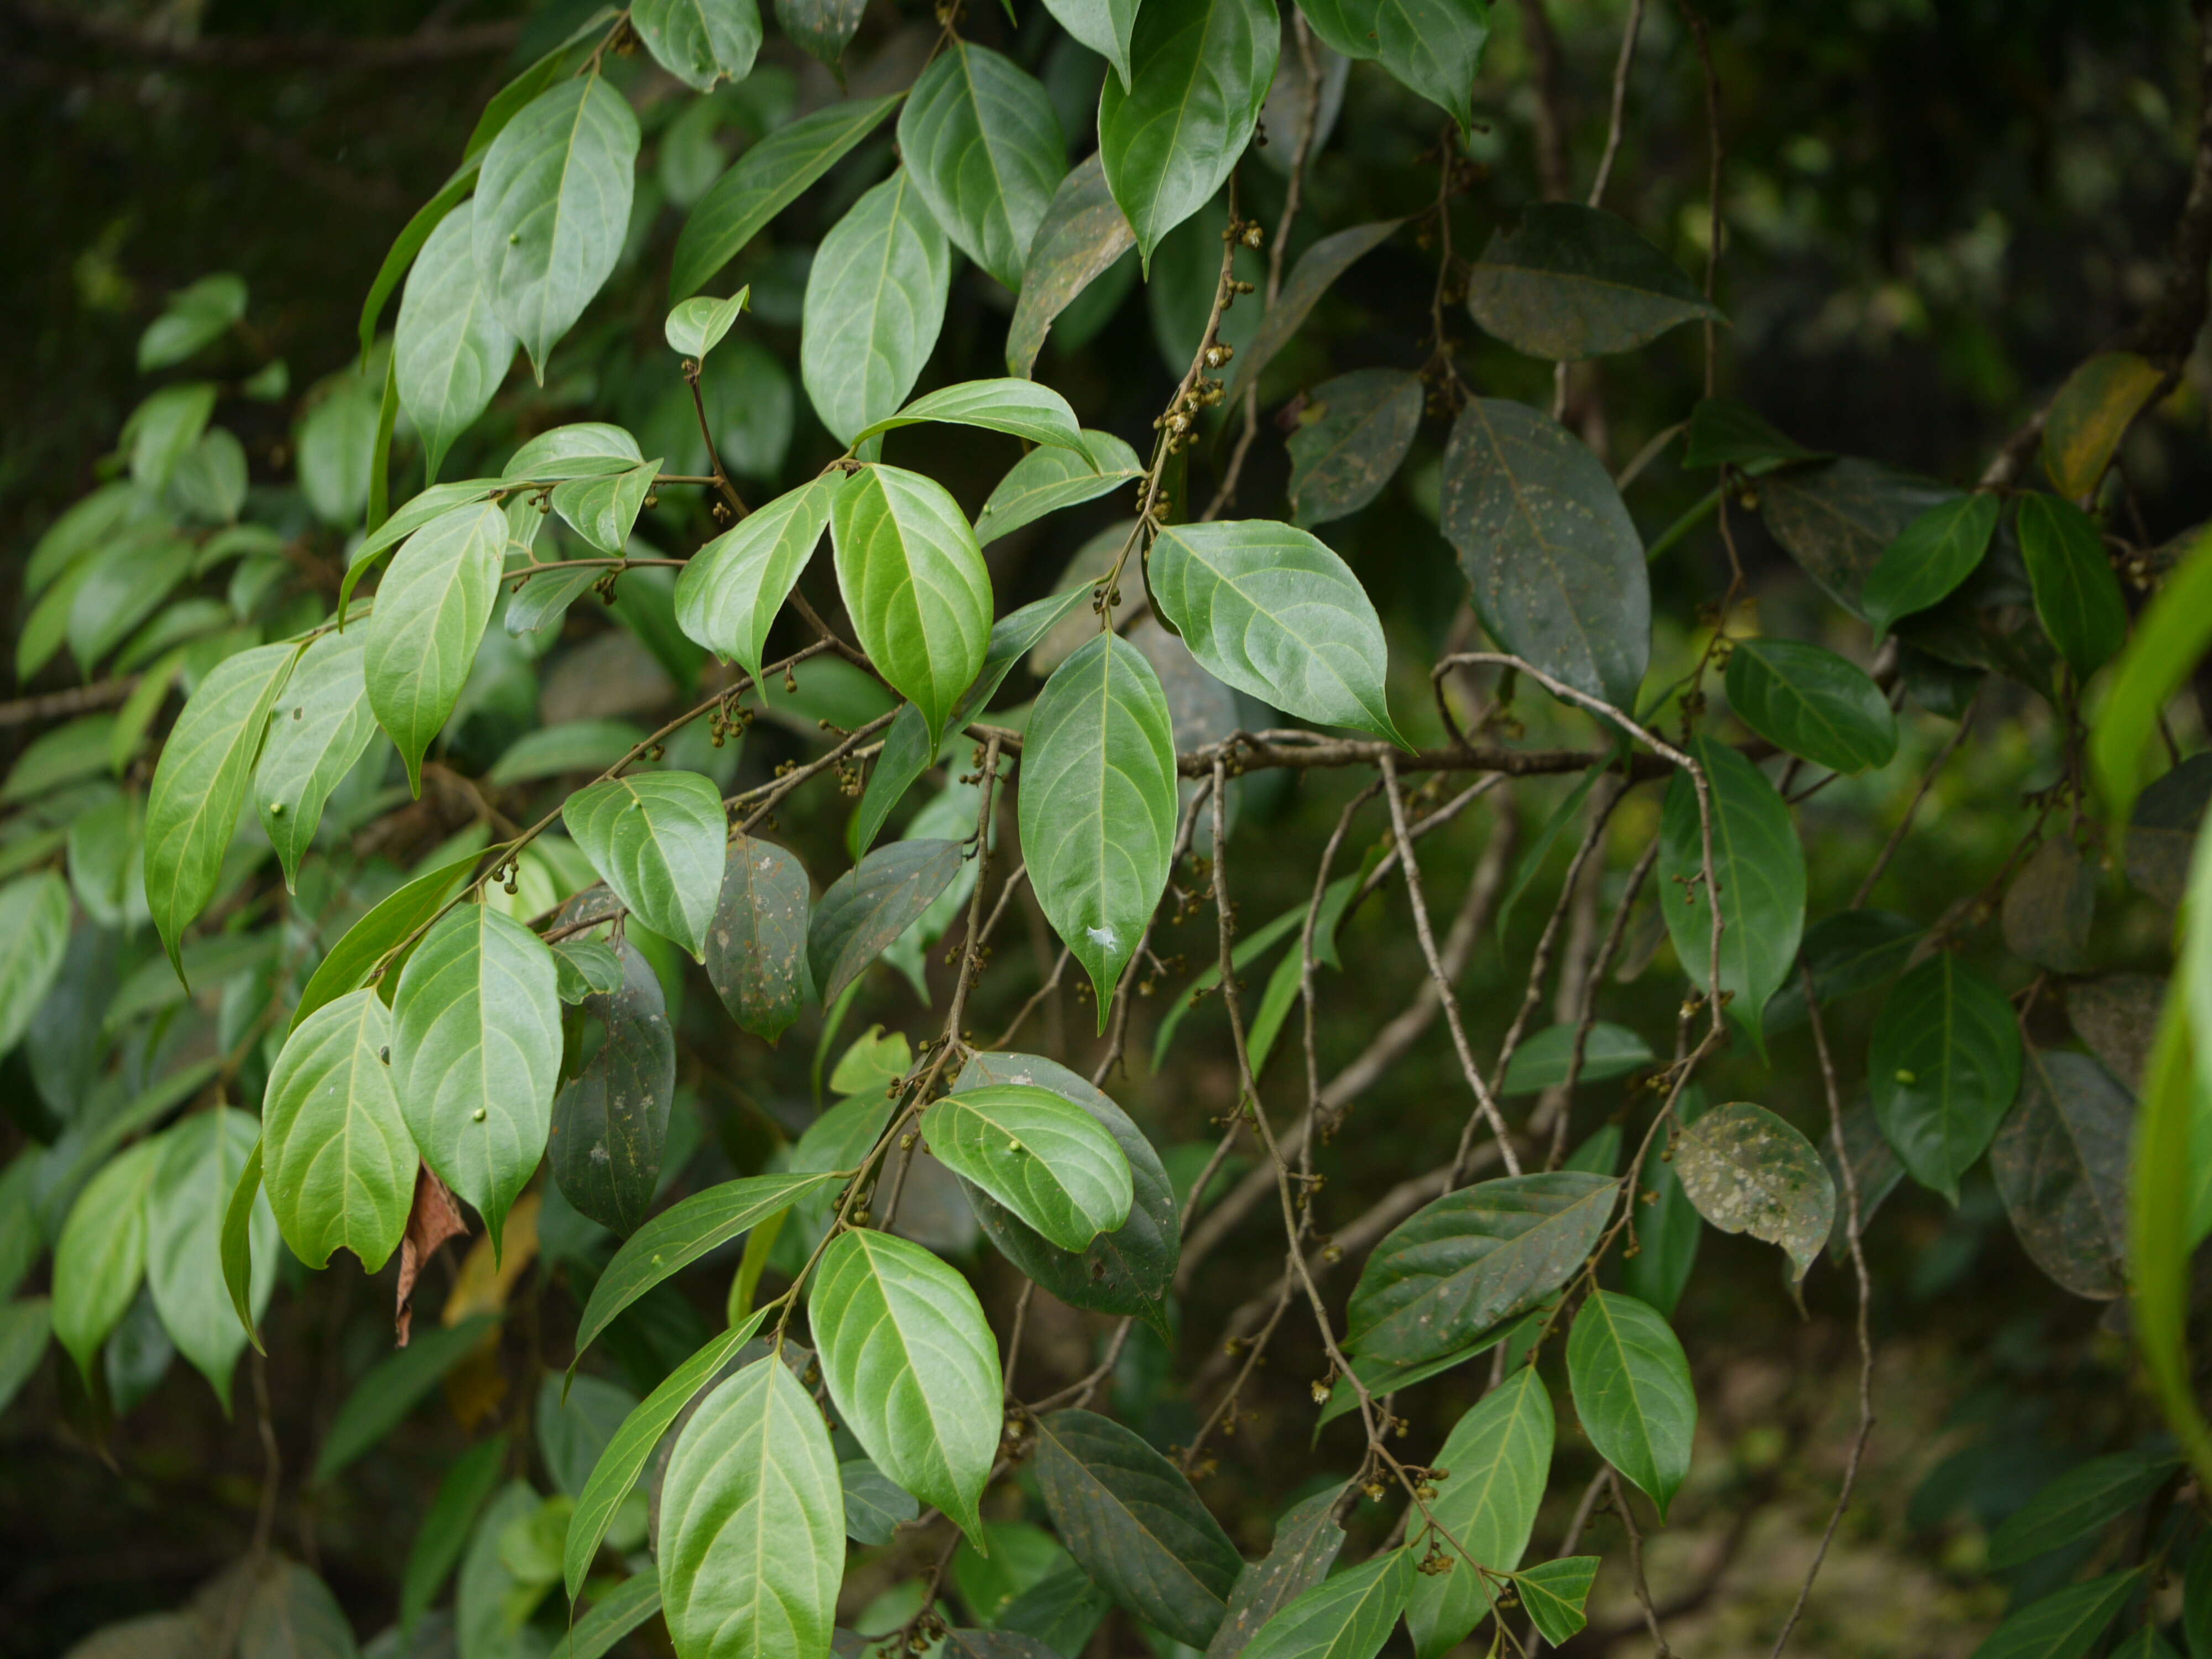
[1405,1365,1552,1657]
[399,1436,506,1637]
[1204,1488,1347,1659]
[1293,0,1488,127]
[1989,1451,2177,1568]
[1991,1049,2132,1301]
[1724,639,1897,774]
[2069,974,2162,1095]
[0,1298,49,1420]
[1672,1100,1835,1284]
[312,1316,498,1485]
[0,871,70,1061]
[1870,954,2023,1202]
[1286,369,1424,529]
[263,989,416,1274]
[1680,399,1822,470]
[1008,154,1140,377]
[707,834,813,1041]
[2018,493,2128,680]
[1514,1557,1600,1646]
[1001,1565,1115,1657]
[1757,458,1955,619]
[1223,220,1400,405]
[899,43,1067,289]
[2001,838,2098,974]
[1466,202,1720,360]
[1499,1021,1652,1094]
[777,0,868,68]
[1971,1569,2143,1659]
[808,837,966,1008]
[1765,907,1922,1035]
[551,941,675,1237]
[1860,493,1998,639]
[1566,1288,1695,1520]
[1243,1547,1412,1659]
[1031,1408,1244,1647]
[1442,397,1649,710]
[842,1457,921,1546]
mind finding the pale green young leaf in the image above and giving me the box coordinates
[1404,1364,1554,1657]
[801,171,952,445]
[812,1227,1000,1545]
[0,870,70,1061]
[1007,153,1139,377]
[1294,0,1488,128]
[337,477,502,618]
[222,1139,267,1356]
[672,92,905,299]
[472,76,640,377]
[1870,954,2023,1202]
[665,286,750,359]
[262,989,417,1274]
[254,628,378,891]
[144,640,295,974]
[1724,638,1898,774]
[552,936,625,1002]
[633,0,762,91]
[296,373,380,528]
[1567,1289,1695,1520]
[138,273,246,371]
[364,497,508,795]
[854,378,1092,460]
[1019,632,1178,1027]
[1244,1547,1413,1659]
[505,421,643,479]
[390,903,563,1249]
[898,41,1068,289]
[169,428,248,524]
[674,475,836,687]
[923,1082,1134,1250]
[660,1353,843,1659]
[51,1139,163,1381]
[978,431,1142,545]
[68,535,192,675]
[147,1107,274,1408]
[395,202,517,481]
[562,770,727,959]
[830,464,992,747]
[1149,519,1405,743]
[1098,0,1279,269]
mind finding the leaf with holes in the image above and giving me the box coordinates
[1673,1101,1835,1284]
[395,202,515,480]
[1405,1364,1553,1658]
[262,989,416,1274]
[1991,1048,2132,1300]
[898,41,1067,289]
[801,171,952,445]
[674,476,836,690]
[1870,954,2022,1202]
[1286,369,1423,529]
[1724,639,1897,774]
[1566,1289,1695,1520]
[807,837,966,1008]
[366,497,507,795]
[563,770,727,960]
[254,628,378,891]
[550,941,674,1237]
[924,1083,1133,1251]
[1466,202,1720,361]
[1008,154,1139,377]
[707,834,813,1042]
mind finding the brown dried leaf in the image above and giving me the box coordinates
[395,1162,468,1346]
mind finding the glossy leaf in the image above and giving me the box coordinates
[1008,153,1140,377]
[144,641,294,973]
[1243,1547,1412,1659]
[364,498,508,795]
[812,1227,1001,1545]
[924,1082,1133,1251]
[1346,1173,1617,1363]
[1672,1100,1835,1284]
[1971,1569,2143,1659]
[801,171,952,445]
[899,42,1067,289]
[707,834,813,1041]
[672,93,905,301]
[633,0,762,92]
[0,870,69,1061]
[2017,493,2127,680]
[808,837,966,1008]
[1467,202,1719,360]
[1031,1408,1244,1647]
[1020,632,1178,1024]
[1860,492,1998,639]
[391,903,563,1249]
[262,989,416,1274]
[660,1353,843,1659]
[1224,219,1400,405]
[1286,368,1423,528]
[255,628,378,891]
[1045,0,1141,84]
[1725,638,1897,774]
[551,941,675,1237]
[854,378,1092,458]
[563,771,727,960]
[830,465,992,747]
[1442,397,1648,710]
[52,1140,162,1380]
[1659,738,1807,1046]
[472,76,640,377]
[1099,0,1280,269]
[1515,1557,1600,1646]
[1405,1364,1553,1658]
[1566,1289,1695,1520]
[1991,1048,2132,1300]
[675,476,836,688]
[146,1108,273,1407]
[394,202,515,479]
[1870,954,2023,1203]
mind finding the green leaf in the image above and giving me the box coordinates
[552,938,625,1003]
[1724,639,1897,774]
[1860,493,1998,639]
[68,534,193,673]
[1759,457,1957,619]
[1514,1557,1600,1646]
[1658,737,1807,1046]
[489,719,646,786]
[551,455,661,555]
[899,41,1067,289]
[506,565,603,641]
[978,432,1142,546]
[1224,220,1400,406]
[633,0,762,91]
[1043,0,1141,85]
[562,771,727,960]
[571,1172,839,1365]
[1987,1451,2178,1569]
[1149,518,1401,742]
[1008,153,1140,377]
[1672,1100,1835,1284]
[558,1573,662,1659]
[1404,1365,1553,1658]
[472,76,640,377]
[401,1434,508,1637]
[1442,397,1650,710]
[855,378,1092,458]
[144,640,295,974]
[1300,0,1488,122]
[255,629,379,892]
[672,93,904,301]
[262,989,416,1274]
[313,1316,498,1484]
[1681,398,1822,470]
[706,834,813,1041]
[923,1083,1134,1251]
[1032,1408,1244,1646]
[359,168,479,368]
[138,273,246,371]
[2136,994,2212,1488]
[506,422,644,479]
[1286,369,1424,529]
[842,1457,921,1546]
[2093,534,2212,828]
[665,286,750,359]
[170,429,248,524]
[1498,1021,1652,1094]
[2004,838,2099,974]
[1970,1569,2143,1659]
[391,903,562,1249]
[661,1352,843,1659]
[956,1050,1181,1337]
[298,373,382,528]
[1205,1489,1347,1659]
[1347,1173,1617,1364]
[565,1313,765,1597]
[6,714,118,802]
[126,381,217,490]
[802,171,953,445]
[338,477,502,617]
[675,476,835,690]
[830,465,992,747]
[213,1136,260,1348]
[2018,493,2128,680]
[812,1227,1000,1545]
[1098,0,1279,269]
[776,0,867,69]
[395,202,516,481]
[365,498,508,795]
[145,1108,273,1407]
[1566,1288,1695,1520]
[1244,1548,1412,1659]
[1466,202,1720,361]
[1870,954,2023,1202]
[0,871,69,1062]
[51,1139,163,1381]
[1019,632,1178,1026]
[0,1298,49,1421]
[551,942,675,1237]
[2185,1531,2212,1658]
[291,848,481,1031]
[808,837,966,1007]
[1991,1048,2132,1301]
